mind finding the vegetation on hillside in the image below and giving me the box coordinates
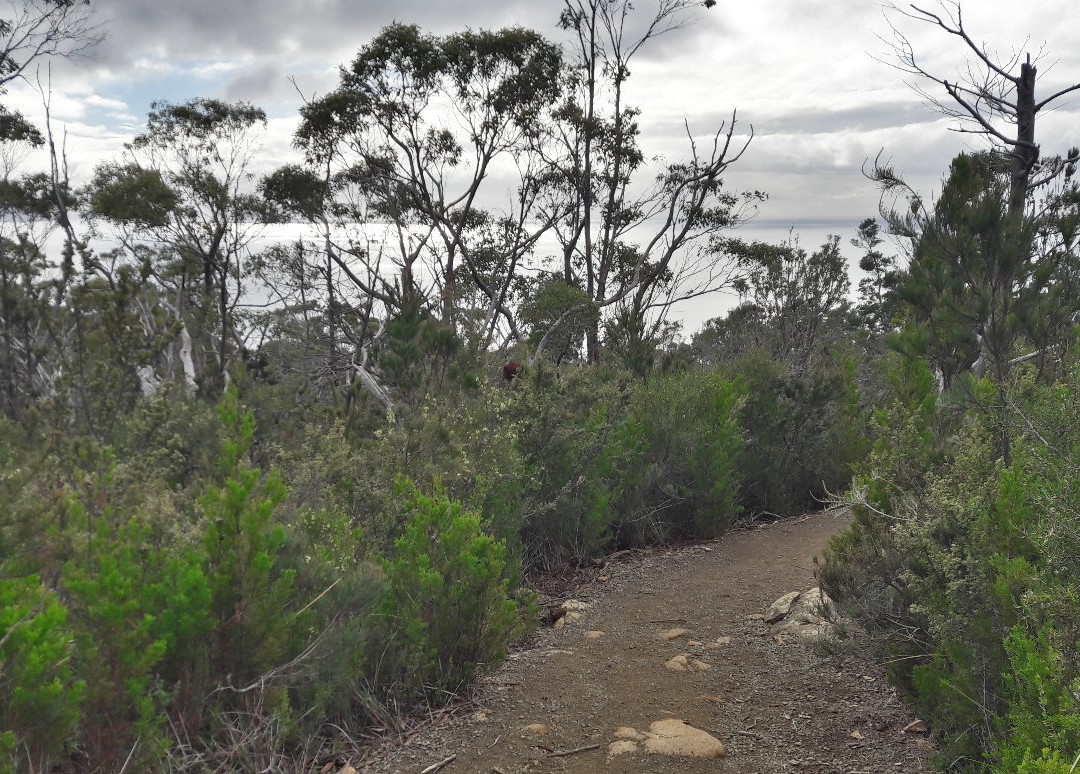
[0,0,1078,770]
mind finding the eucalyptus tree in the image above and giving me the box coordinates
[0,170,56,417]
[294,24,563,408]
[0,0,99,144]
[91,98,267,395]
[296,24,563,332]
[548,0,756,364]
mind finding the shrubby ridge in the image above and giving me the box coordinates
[0,0,1079,771]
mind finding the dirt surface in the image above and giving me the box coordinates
[362,510,933,773]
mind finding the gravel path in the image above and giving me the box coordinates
[362,509,932,773]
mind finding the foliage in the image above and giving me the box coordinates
[822,360,1080,769]
[0,577,83,773]
[378,483,526,703]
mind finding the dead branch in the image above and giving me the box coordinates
[546,743,601,758]
[419,753,457,773]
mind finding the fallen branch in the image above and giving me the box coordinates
[420,753,456,773]
[546,743,600,758]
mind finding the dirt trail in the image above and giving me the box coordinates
[364,510,932,773]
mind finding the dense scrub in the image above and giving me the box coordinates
[820,153,1080,770]
[0,341,865,769]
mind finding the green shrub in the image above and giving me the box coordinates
[726,346,866,515]
[202,386,296,686]
[995,628,1080,770]
[0,577,84,773]
[379,483,527,704]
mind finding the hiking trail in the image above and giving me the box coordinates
[363,509,932,773]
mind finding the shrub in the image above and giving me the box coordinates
[378,483,527,704]
[0,577,83,773]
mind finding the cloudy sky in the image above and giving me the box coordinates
[5,0,1080,330]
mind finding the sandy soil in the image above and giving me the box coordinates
[360,509,932,773]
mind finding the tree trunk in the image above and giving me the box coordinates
[1009,58,1038,218]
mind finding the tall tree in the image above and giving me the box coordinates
[96,98,267,394]
[294,24,563,408]
[725,234,851,374]
[0,0,99,143]
[296,24,562,329]
[550,0,755,363]
[852,217,901,333]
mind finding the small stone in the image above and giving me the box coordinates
[659,627,690,640]
[608,740,638,757]
[522,723,551,735]
[665,654,710,672]
[688,639,703,646]
[698,694,723,704]
[585,630,605,639]
[850,730,864,740]
[665,654,690,672]
[563,599,589,611]
[902,719,928,734]
[337,766,357,774]
[553,617,566,629]
[597,575,609,582]
[747,613,765,621]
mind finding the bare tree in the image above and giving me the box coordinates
[0,0,99,89]
[882,1,1080,214]
[549,0,755,363]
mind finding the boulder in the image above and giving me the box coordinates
[765,591,801,622]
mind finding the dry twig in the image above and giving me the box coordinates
[420,753,457,773]
[546,743,601,758]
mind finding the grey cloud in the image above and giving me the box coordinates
[90,0,560,71]
[223,63,289,103]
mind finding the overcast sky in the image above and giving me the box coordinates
[5,0,1080,331]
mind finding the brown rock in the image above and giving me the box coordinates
[659,627,690,641]
[642,719,726,758]
[522,723,551,735]
[584,630,605,639]
[608,740,638,757]
[665,654,690,672]
[664,654,711,672]
[902,719,929,734]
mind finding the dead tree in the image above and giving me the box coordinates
[883,1,1080,215]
